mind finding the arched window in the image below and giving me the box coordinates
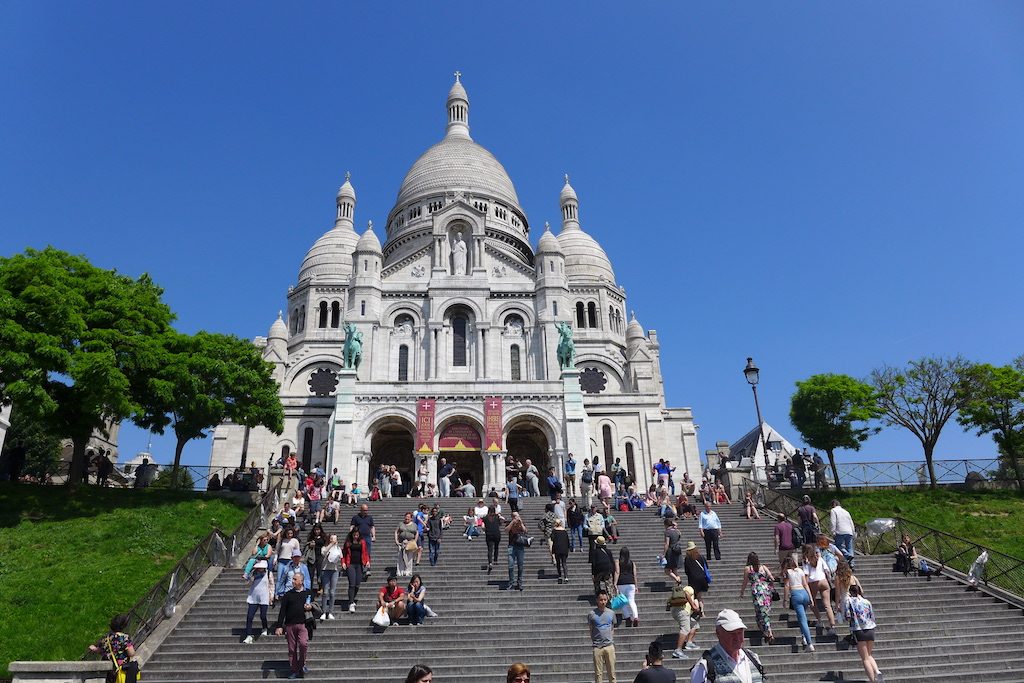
[281,445,290,459]
[587,302,598,328]
[553,302,558,317]
[602,424,614,462]
[452,315,468,367]
[330,302,341,328]
[302,427,314,470]
[298,306,306,330]
[398,345,409,382]
[510,344,521,381]
[318,302,328,328]
[291,309,298,334]
[625,442,636,480]
[576,302,586,328]
[360,300,366,316]
[609,306,614,331]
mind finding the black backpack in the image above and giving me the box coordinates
[581,469,594,484]
[592,547,614,575]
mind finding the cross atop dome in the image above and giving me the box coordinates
[454,70,462,82]
[447,72,470,140]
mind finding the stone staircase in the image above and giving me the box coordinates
[141,497,1024,682]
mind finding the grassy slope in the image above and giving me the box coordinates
[808,488,1024,559]
[0,484,249,677]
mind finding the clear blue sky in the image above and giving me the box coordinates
[2,3,1022,469]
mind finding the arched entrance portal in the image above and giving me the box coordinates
[439,422,483,495]
[506,423,551,495]
[370,422,415,497]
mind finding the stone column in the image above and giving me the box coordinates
[561,369,590,474]
[326,369,358,484]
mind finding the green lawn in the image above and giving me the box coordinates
[807,488,1024,560]
[0,483,250,677]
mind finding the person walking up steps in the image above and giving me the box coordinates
[845,584,884,682]
[506,511,528,591]
[783,555,815,651]
[689,609,766,682]
[483,505,506,573]
[663,518,684,585]
[738,552,776,644]
[667,581,701,660]
[589,590,617,683]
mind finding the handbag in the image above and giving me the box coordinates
[770,588,781,601]
[703,560,713,585]
[512,533,532,548]
[105,636,139,683]
[307,596,323,621]
[609,593,628,610]
[371,606,391,627]
[405,540,418,552]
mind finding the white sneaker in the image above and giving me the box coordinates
[671,649,688,659]
[319,613,327,621]
[685,642,700,650]
[242,635,254,644]
[349,603,356,613]
[327,613,336,620]
[260,629,268,637]
[807,642,816,652]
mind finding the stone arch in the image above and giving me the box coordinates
[434,411,486,494]
[438,297,484,323]
[362,412,417,497]
[505,414,555,496]
[382,301,425,327]
[574,355,626,394]
[285,356,344,394]
[491,301,536,328]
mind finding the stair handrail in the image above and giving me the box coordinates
[82,480,282,659]
[742,477,1024,606]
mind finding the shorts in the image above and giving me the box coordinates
[853,628,875,642]
[309,501,322,513]
[778,548,795,567]
[671,607,698,633]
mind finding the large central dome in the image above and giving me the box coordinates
[395,136,520,208]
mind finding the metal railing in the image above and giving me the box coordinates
[764,458,1006,490]
[17,461,268,493]
[84,481,281,659]
[743,477,1024,600]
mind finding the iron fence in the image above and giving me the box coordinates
[14,461,268,493]
[83,481,281,660]
[743,477,1024,600]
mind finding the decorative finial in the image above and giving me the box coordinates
[345,171,351,182]
[454,70,462,82]
[544,221,551,231]
[277,310,283,319]
[367,220,373,230]
[630,309,636,320]
[564,173,570,184]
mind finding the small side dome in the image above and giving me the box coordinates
[560,174,578,202]
[625,311,645,341]
[298,227,359,282]
[537,222,563,255]
[356,221,382,253]
[269,311,288,340]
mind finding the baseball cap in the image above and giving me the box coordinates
[715,609,747,631]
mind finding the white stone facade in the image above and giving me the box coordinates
[209,76,700,493]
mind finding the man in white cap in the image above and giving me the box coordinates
[689,609,765,683]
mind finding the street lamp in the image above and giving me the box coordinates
[744,357,773,485]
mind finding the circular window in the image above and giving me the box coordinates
[580,367,608,394]
[308,368,339,397]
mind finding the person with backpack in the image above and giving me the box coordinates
[683,542,710,602]
[663,517,685,585]
[688,609,766,682]
[587,504,606,558]
[773,512,800,575]
[591,536,617,596]
[797,495,819,544]
[567,498,586,552]
[667,581,701,660]
[580,458,595,508]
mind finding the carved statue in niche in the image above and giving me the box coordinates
[452,231,467,276]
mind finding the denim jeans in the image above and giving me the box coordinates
[790,588,813,645]
[320,569,339,615]
[407,601,426,624]
[508,544,525,586]
[835,534,854,559]
[465,525,479,538]
[244,603,268,637]
[571,524,584,550]
[429,539,441,566]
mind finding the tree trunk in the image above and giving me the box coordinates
[826,449,842,495]
[172,436,188,489]
[924,444,938,489]
[68,435,89,484]
[1006,448,1024,495]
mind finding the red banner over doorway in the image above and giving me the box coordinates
[438,423,482,451]
[484,396,503,452]
[416,399,435,453]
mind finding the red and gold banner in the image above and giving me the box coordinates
[416,399,435,453]
[438,423,482,451]
[484,396,503,452]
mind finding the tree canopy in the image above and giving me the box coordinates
[0,247,174,482]
[133,330,284,475]
[790,373,880,493]
[958,357,1024,492]
[871,356,970,488]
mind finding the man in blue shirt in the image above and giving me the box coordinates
[588,590,617,683]
[698,501,722,561]
[564,453,577,497]
[276,550,311,597]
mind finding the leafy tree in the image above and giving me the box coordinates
[151,466,196,490]
[134,331,284,480]
[871,356,971,488]
[0,248,174,483]
[0,407,64,480]
[789,373,880,493]
[957,358,1024,493]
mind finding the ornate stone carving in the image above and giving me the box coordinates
[452,231,467,275]
[411,264,426,278]
[308,368,339,397]
[492,264,507,278]
[579,367,608,394]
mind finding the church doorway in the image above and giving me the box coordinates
[438,422,483,495]
[506,422,551,496]
[369,422,415,496]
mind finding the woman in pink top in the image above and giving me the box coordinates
[597,472,613,506]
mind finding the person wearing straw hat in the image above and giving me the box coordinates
[689,609,766,683]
